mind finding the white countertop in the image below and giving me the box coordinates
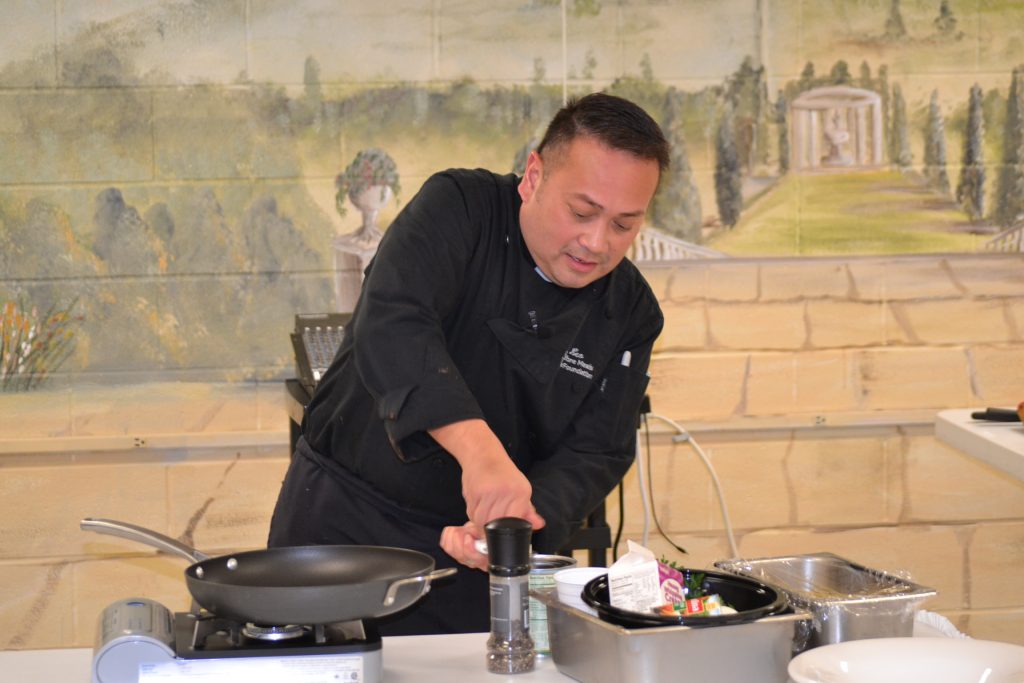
[0,616,970,683]
[0,633,569,683]
[935,408,1024,481]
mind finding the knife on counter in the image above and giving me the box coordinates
[970,407,1022,422]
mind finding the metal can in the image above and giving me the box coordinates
[529,554,577,656]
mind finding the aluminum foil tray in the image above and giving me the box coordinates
[715,553,936,648]
[532,589,808,683]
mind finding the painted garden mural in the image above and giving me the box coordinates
[1,0,1022,388]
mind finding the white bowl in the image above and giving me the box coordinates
[788,637,1024,683]
[554,567,605,615]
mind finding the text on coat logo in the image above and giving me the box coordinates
[559,347,594,380]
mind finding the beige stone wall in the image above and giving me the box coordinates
[648,253,1024,420]
[1,253,1023,650]
[0,444,290,650]
[630,252,1024,645]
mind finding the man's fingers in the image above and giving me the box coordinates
[526,509,546,530]
[439,524,488,571]
[470,501,546,532]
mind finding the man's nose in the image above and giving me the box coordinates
[578,222,609,255]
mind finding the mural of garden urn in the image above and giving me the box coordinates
[332,148,400,312]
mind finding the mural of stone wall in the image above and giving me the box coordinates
[1,0,1022,385]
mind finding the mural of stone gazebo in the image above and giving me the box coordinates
[790,86,884,171]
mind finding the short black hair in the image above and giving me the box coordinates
[536,92,670,173]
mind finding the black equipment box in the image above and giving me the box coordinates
[290,312,351,392]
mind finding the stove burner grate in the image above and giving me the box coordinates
[242,623,307,642]
[175,612,381,659]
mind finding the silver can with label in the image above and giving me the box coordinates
[529,554,577,656]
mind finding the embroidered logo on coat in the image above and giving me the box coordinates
[559,347,594,380]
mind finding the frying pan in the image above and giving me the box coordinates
[81,518,455,625]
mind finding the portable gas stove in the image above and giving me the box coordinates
[92,598,382,683]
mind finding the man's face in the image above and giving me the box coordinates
[518,136,660,289]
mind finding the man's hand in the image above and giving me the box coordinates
[430,419,545,569]
[440,522,487,569]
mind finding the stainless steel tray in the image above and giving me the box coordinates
[532,589,809,683]
[715,553,936,648]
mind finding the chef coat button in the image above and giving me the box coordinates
[604,306,613,319]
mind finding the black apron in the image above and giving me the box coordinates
[268,437,489,635]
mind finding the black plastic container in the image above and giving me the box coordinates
[581,568,788,629]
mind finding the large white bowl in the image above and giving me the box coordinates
[788,637,1024,683]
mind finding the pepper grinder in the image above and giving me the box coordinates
[484,517,535,674]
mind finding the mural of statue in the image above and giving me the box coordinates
[823,108,853,166]
[332,149,401,312]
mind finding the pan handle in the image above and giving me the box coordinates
[80,518,210,563]
[382,567,457,607]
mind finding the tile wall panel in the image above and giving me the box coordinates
[57,0,247,87]
[249,0,434,83]
[0,562,75,650]
[854,346,972,410]
[901,437,1024,522]
[969,345,1024,404]
[805,300,890,348]
[758,259,853,301]
[0,1,57,88]
[72,556,192,648]
[648,352,749,420]
[0,462,168,559]
[967,522,1024,609]
[707,301,808,350]
[166,455,289,552]
[0,90,153,184]
[745,350,859,415]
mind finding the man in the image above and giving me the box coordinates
[268,92,668,635]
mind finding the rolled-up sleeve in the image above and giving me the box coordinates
[351,173,487,457]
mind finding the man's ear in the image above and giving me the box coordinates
[518,150,543,202]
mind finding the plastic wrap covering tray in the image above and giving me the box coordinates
[532,589,808,683]
[715,553,936,649]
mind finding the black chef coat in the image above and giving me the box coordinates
[270,168,664,633]
[299,168,663,554]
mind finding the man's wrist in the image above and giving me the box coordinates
[428,418,507,469]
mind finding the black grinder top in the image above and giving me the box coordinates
[484,517,532,577]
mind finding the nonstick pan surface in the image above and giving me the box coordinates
[81,518,454,625]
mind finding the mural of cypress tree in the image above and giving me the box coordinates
[858,61,872,89]
[891,84,913,170]
[798,62,816,93]
[885,0,908,40]
[934,0,958,39]
[923,90,950,194]
[993,67,1024,228]
[878,65,891,152]
[956,84,986,222]
[725,56,768,174]
[714,103,743,229]
[775,90,790,175]
[830,60,852,85]
[651,88,702,243]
